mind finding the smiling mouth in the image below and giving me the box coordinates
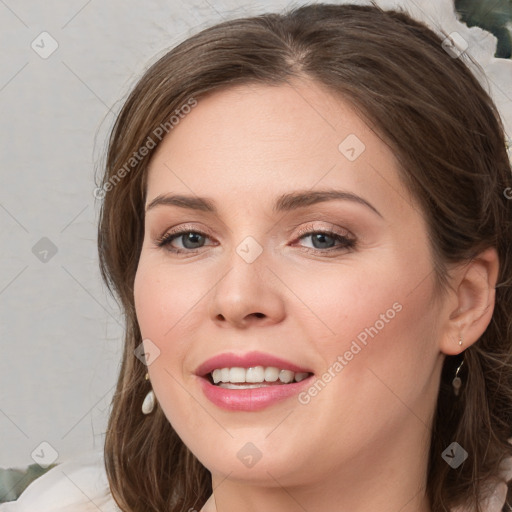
[204,366,314,388]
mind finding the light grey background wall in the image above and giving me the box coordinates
[0,0,300,471]
[1,0,510,470]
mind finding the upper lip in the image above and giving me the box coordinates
[195,351,314,377]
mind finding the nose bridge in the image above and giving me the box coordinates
[217,233,269,304]
[208,233,285,326]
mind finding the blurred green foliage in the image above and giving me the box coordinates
[455,0,512,58]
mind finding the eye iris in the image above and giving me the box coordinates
[182,232,204,249]
[311,233,335,249]
[164,230,349,252]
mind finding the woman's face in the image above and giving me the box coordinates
[134,80,448,489]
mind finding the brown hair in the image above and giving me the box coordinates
[97,3,512,511]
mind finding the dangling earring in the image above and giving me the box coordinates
[142,372,155,415]
[452,359,464,397]
[458,334,463,347]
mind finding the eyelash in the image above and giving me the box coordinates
[155,225,356,256]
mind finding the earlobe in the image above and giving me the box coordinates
[439,247,499,356]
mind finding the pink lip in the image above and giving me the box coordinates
[194,350,313,377]
[194,351,314,412]
[197,375,315,411]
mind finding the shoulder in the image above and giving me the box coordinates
[0,450,121,512]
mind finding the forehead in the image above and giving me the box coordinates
[145,80,416,220]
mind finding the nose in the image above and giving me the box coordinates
[208,246,286,329]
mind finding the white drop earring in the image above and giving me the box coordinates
[142,372,155,415]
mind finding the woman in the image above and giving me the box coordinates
[2,2,511,511]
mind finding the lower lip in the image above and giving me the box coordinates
[197,375,315,411]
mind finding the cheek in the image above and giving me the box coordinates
[133,258,212,427]
[278,254,432,354]
[288,250,440,407]
[133,260,186,386]
[313,271,440,428]
[134,258,201,345]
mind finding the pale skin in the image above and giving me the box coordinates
[133,79,499,512]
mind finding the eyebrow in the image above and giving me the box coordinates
[145,189,383,218]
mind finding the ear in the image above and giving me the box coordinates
[439,247,499,356]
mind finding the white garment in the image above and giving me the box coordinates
[455,452,512,512]
[0,449,121,512]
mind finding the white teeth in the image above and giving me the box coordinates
[246,366,265,383]
[279,370,294,383]
[209,366,312,385]
[229,367,246,383]
[264,367,279,382]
